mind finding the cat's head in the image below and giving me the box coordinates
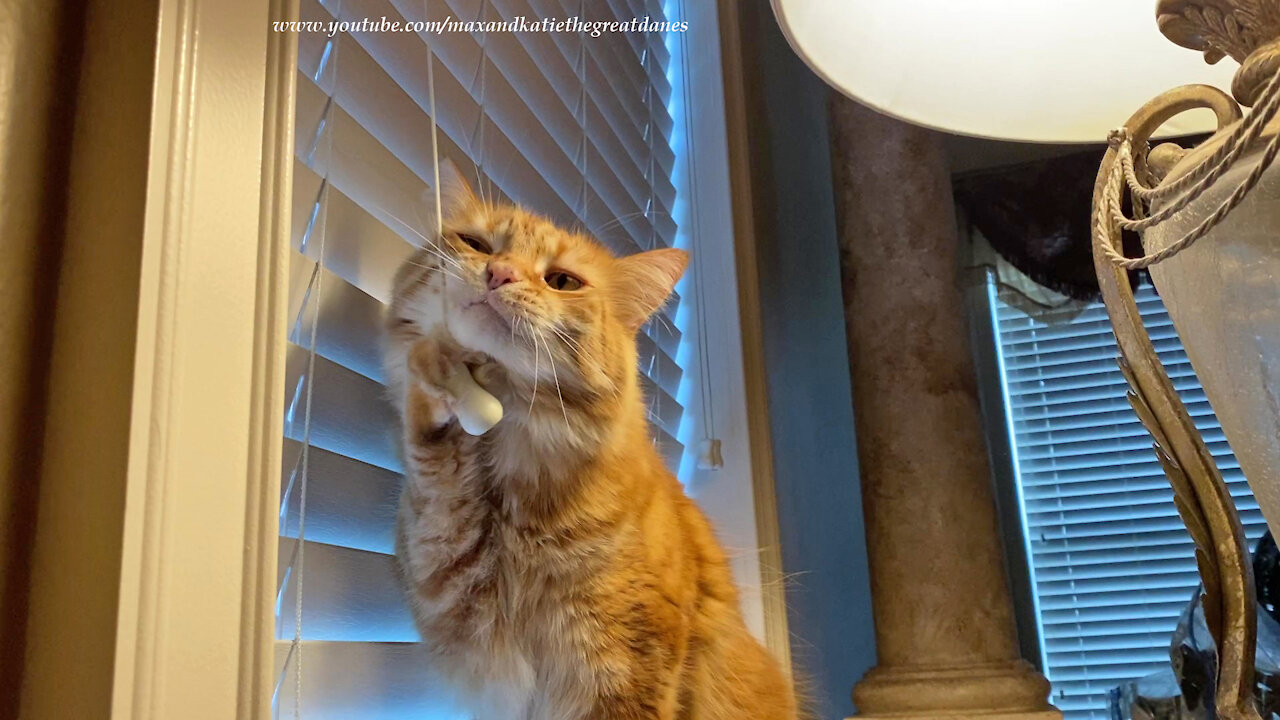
[390,161,687,404]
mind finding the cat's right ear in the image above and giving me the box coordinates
[610,248,688,331]
[421,158,478,230]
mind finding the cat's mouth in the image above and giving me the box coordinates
[462,297,511,333]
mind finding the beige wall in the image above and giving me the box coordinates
[0,1,86,713]
[1,0,160,716]
[2,0,295,714]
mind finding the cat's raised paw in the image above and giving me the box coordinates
[407,336,466,397]
[407,337,503,435]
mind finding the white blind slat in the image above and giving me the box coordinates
[295,74,436,248]
[1042,619,1185,642]
[291,161,415,304]
[1038,602,1192,626]
[277,538,413,642]
[284,346,401,472]
[1031,526,1267,558]
[289,255,387,383]
[274,641,462,718]
[280,440,400,554]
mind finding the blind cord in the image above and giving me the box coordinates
[424,0,446,332]
[291,3,345,709]
[292,242,323,720]
[640,11,662,444]
[475,0,490,193]
[675,0,716,444]
[293,3,350,715]
[577,0,588,223]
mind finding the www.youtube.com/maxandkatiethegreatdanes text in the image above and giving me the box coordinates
[272,15,689,38]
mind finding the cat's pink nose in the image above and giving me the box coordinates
[486,263,520,291]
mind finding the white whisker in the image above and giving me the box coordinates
[379,207,464,270]
[406,260,465,284]
[549,326,585,359]
[549,324,619,397]
[593,209,673,236]
[537,328,570,429]
[402,236,465,275]
[646,311,676,337]
[527,317,540,413]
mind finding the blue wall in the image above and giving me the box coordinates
[733,2,878,716]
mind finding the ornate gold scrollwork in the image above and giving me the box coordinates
[1157,0,1280,105]
[1091,86,1260,720]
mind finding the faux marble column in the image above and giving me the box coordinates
[828,96,1059,720]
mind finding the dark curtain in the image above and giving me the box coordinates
[953,149,1148,302]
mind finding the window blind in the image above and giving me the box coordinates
[275,1,691,716]
[988,279,1266,720]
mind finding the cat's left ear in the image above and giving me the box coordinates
[611,248,689,330]
[436,158,477,217]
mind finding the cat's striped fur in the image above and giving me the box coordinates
[384,162,796,719]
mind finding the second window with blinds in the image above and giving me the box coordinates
[977,273,1267,720]
[274,1,768,717]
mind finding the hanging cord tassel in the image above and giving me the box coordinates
[1100,68,1280,270]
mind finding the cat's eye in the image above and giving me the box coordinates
[544,270,584,292]
[457,233,492,254]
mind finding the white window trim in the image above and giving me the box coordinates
[710,0,793,671]
[110,0,296,718]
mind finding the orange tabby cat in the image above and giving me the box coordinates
[384,162,796,720]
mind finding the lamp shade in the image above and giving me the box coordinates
[770,0,1237,143]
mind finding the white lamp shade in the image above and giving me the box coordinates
[771,0,1238,143]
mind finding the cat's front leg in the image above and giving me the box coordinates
[396,337,501,664]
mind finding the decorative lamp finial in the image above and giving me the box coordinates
[1157,0,1280,105]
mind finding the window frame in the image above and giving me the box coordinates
[102,0,297,717]
[967,266,1050,673]
[57,1,798,718]
[712,0,794,669]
